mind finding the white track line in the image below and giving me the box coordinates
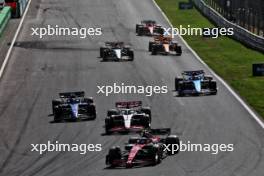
[152,0,264,129]
[0,0,32,78]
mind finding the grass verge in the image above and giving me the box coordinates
[155,0,264,118]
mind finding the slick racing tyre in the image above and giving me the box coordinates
[141,107,151,122]
[53,109,62,122]
[136,24,141,33]
[151,46,157,55]
[88,105,96,120]
[137,27,143,36]
[52,99,61,114]
[148,42,155,52]
[107,109,118,117]
[107,146,121,167]
[140,116,151,128]
[84,97,94,104]
[100,47,107,58]
[174,77,183,91]
[165,135,180,155]
[209,81,217,95]
[156,26,164,35]
[128,50,134,61]
[105,117,113,134]
[175,46,182,56]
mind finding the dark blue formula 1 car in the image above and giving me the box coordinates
[175,70,217,96]
[52,91,96,122]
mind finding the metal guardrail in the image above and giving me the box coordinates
[193,0,264,53]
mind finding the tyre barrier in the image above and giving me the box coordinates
[0,6,11,37]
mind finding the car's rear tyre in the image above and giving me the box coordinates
[84,97,94,104]
[151,46,157,55]
[177,82,185,96]
[128,50,134,61]
[165,135,180,155]
[100,47,107,58]
[148,42,155,52]
[53,109,62,122]
[107,109,118,117]
[210,81,217,95]
[138,27,143,36]
[141,107,151,122]
[136,24,140,33]
[52,99,61,114]
[156,27,164,35]
[88,105,96,120]
[105,117,113,134]
[175,46,182,56]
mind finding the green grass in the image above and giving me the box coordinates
[155,0,264,118]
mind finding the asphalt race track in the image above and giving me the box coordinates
[0,0,263,176]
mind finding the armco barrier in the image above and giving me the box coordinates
[0,6,11,37]
[193,0,264,53]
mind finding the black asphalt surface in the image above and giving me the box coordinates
[0,0,263,176]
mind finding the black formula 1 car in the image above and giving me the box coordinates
[51,92,96,122]
[136,20,164,36]
[106,128,179,168]
[100,42,134,61]
[149,35,182,56]
[105,101,151,134]
[175,70,217,96]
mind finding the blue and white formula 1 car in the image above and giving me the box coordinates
[52,92,96,122]
[175,70,217,96]
[105,101,151,134]
[100,42,134,61]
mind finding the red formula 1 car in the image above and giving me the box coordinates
[106,129,179,168]
[104,101,151,134]
[136,20,164,36]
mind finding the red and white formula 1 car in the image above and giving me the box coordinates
[104,101,151,134]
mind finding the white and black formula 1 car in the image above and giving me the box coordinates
[100,42,134,61]
[104,101,151,134]
[51,91,96,122]
[106,128,179,168]
[149,35,182,56]
[136,20,164,36]
[175,70,217,96]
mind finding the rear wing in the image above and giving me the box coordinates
[148,128,171,135]
[59,91,85,98]
[105,42,124,47]
[115,101,142,108]
[154,35,172,42]
[141,20,156,25]
[182,70,204,76]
